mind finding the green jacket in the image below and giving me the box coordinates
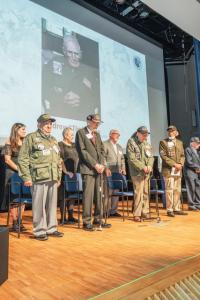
[159,138,185,177]
[75,127,105,175]
[18,130,62,183]
[126,134,154,176]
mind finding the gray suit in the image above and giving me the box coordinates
[104,140,126,214]
[75,127,105,225]
[184,146,200,208]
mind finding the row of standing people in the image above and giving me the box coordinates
[2,114,200,239]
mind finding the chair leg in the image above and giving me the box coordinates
[180,192,184,211]
[62,190,66,226]
[7,185,11,227]
[155,193,161,222]
[17,203,22,239]
[122,196,125,222]
[78,195,81,229]
[126,196,129,217]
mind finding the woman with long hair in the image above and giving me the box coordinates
[2,122,27,231]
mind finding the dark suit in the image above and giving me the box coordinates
[75,127,105,225]
[184,147,200,208]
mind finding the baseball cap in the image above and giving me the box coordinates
[37,114,56,123]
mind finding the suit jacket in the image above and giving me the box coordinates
[184,146,200,179]
[75,127,105,175]
[103,139,125,173]
[159,138,185,177]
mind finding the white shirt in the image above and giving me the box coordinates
[111,141,118,155]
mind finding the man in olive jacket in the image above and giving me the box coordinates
[75,114,111,231]
[126,126,154,222]
[159,125,187,217]
[18,114,63,241]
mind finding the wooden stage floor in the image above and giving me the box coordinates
[1,206,200,300]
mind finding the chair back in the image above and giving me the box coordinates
[107,172,127,190]
[11,172,31,196]
[64,173,82,192]
[11,173,23,195]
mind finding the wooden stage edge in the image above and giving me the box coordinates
[91,253,200,300]
[1,206,200,300]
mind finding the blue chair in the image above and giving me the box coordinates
[150,178,166,221]
[63,173,82,228]
[107,172,134,221]
[7,172,32,238]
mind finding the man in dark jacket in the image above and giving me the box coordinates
[184,137,200,210]
[75,114,111,231]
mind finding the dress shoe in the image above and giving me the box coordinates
[67,217,78,224]
[110,212,122,217]
[167,211,175,217]
[35,234,48,241]
[101,222,112,228]
[59,219,68,225]
[134,216,141,222]
[141,213,150,219]
[20,224,28,232]
[10,223,27,232]
[93,220,112,228]
[188,206,199,211]
[17,221,28,232]
[47,231,64,237]
[174,211,188,215]
[83,224,95,231]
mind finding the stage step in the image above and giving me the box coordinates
[146,271,200,300]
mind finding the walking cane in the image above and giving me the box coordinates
[96,173,103,231]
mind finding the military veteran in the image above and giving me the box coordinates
[159,125,187,217]
[75,114,111,231]
[18,114,64,241]
[184,137,200,211]
[126,126,154,222]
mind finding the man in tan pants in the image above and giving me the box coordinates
[159,125,187,217]
[126,126,154,222]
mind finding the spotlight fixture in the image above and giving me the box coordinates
[115,0,126,4]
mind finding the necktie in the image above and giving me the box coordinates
[91,131,96,144]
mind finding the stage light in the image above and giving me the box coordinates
[139,10,149,18]
[115,0,126,4]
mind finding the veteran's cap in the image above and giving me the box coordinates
[137,126,150,134]
[167,125,177,132]
[190,137,200,143]
[37,114,56,123]
[109,129,120,135]
[86,114,103,123]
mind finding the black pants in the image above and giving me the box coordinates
[185,175,200,207]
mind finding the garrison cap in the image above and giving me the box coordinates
[190,137,200,143]
[37,114,56,123]
[86,114,103,123]
[167,125,177,132]
[137,126,150,134]
[109,129,120,136]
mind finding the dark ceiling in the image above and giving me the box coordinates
[74,0,194,63]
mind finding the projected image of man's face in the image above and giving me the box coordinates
[63,36,82,68]
[41,20,101,121]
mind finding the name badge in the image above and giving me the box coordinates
[42,149,51,156]
[38,144,45,150]
[167,141,174,148]
[86,133,93,139]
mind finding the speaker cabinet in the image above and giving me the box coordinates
[0,226,9,285]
